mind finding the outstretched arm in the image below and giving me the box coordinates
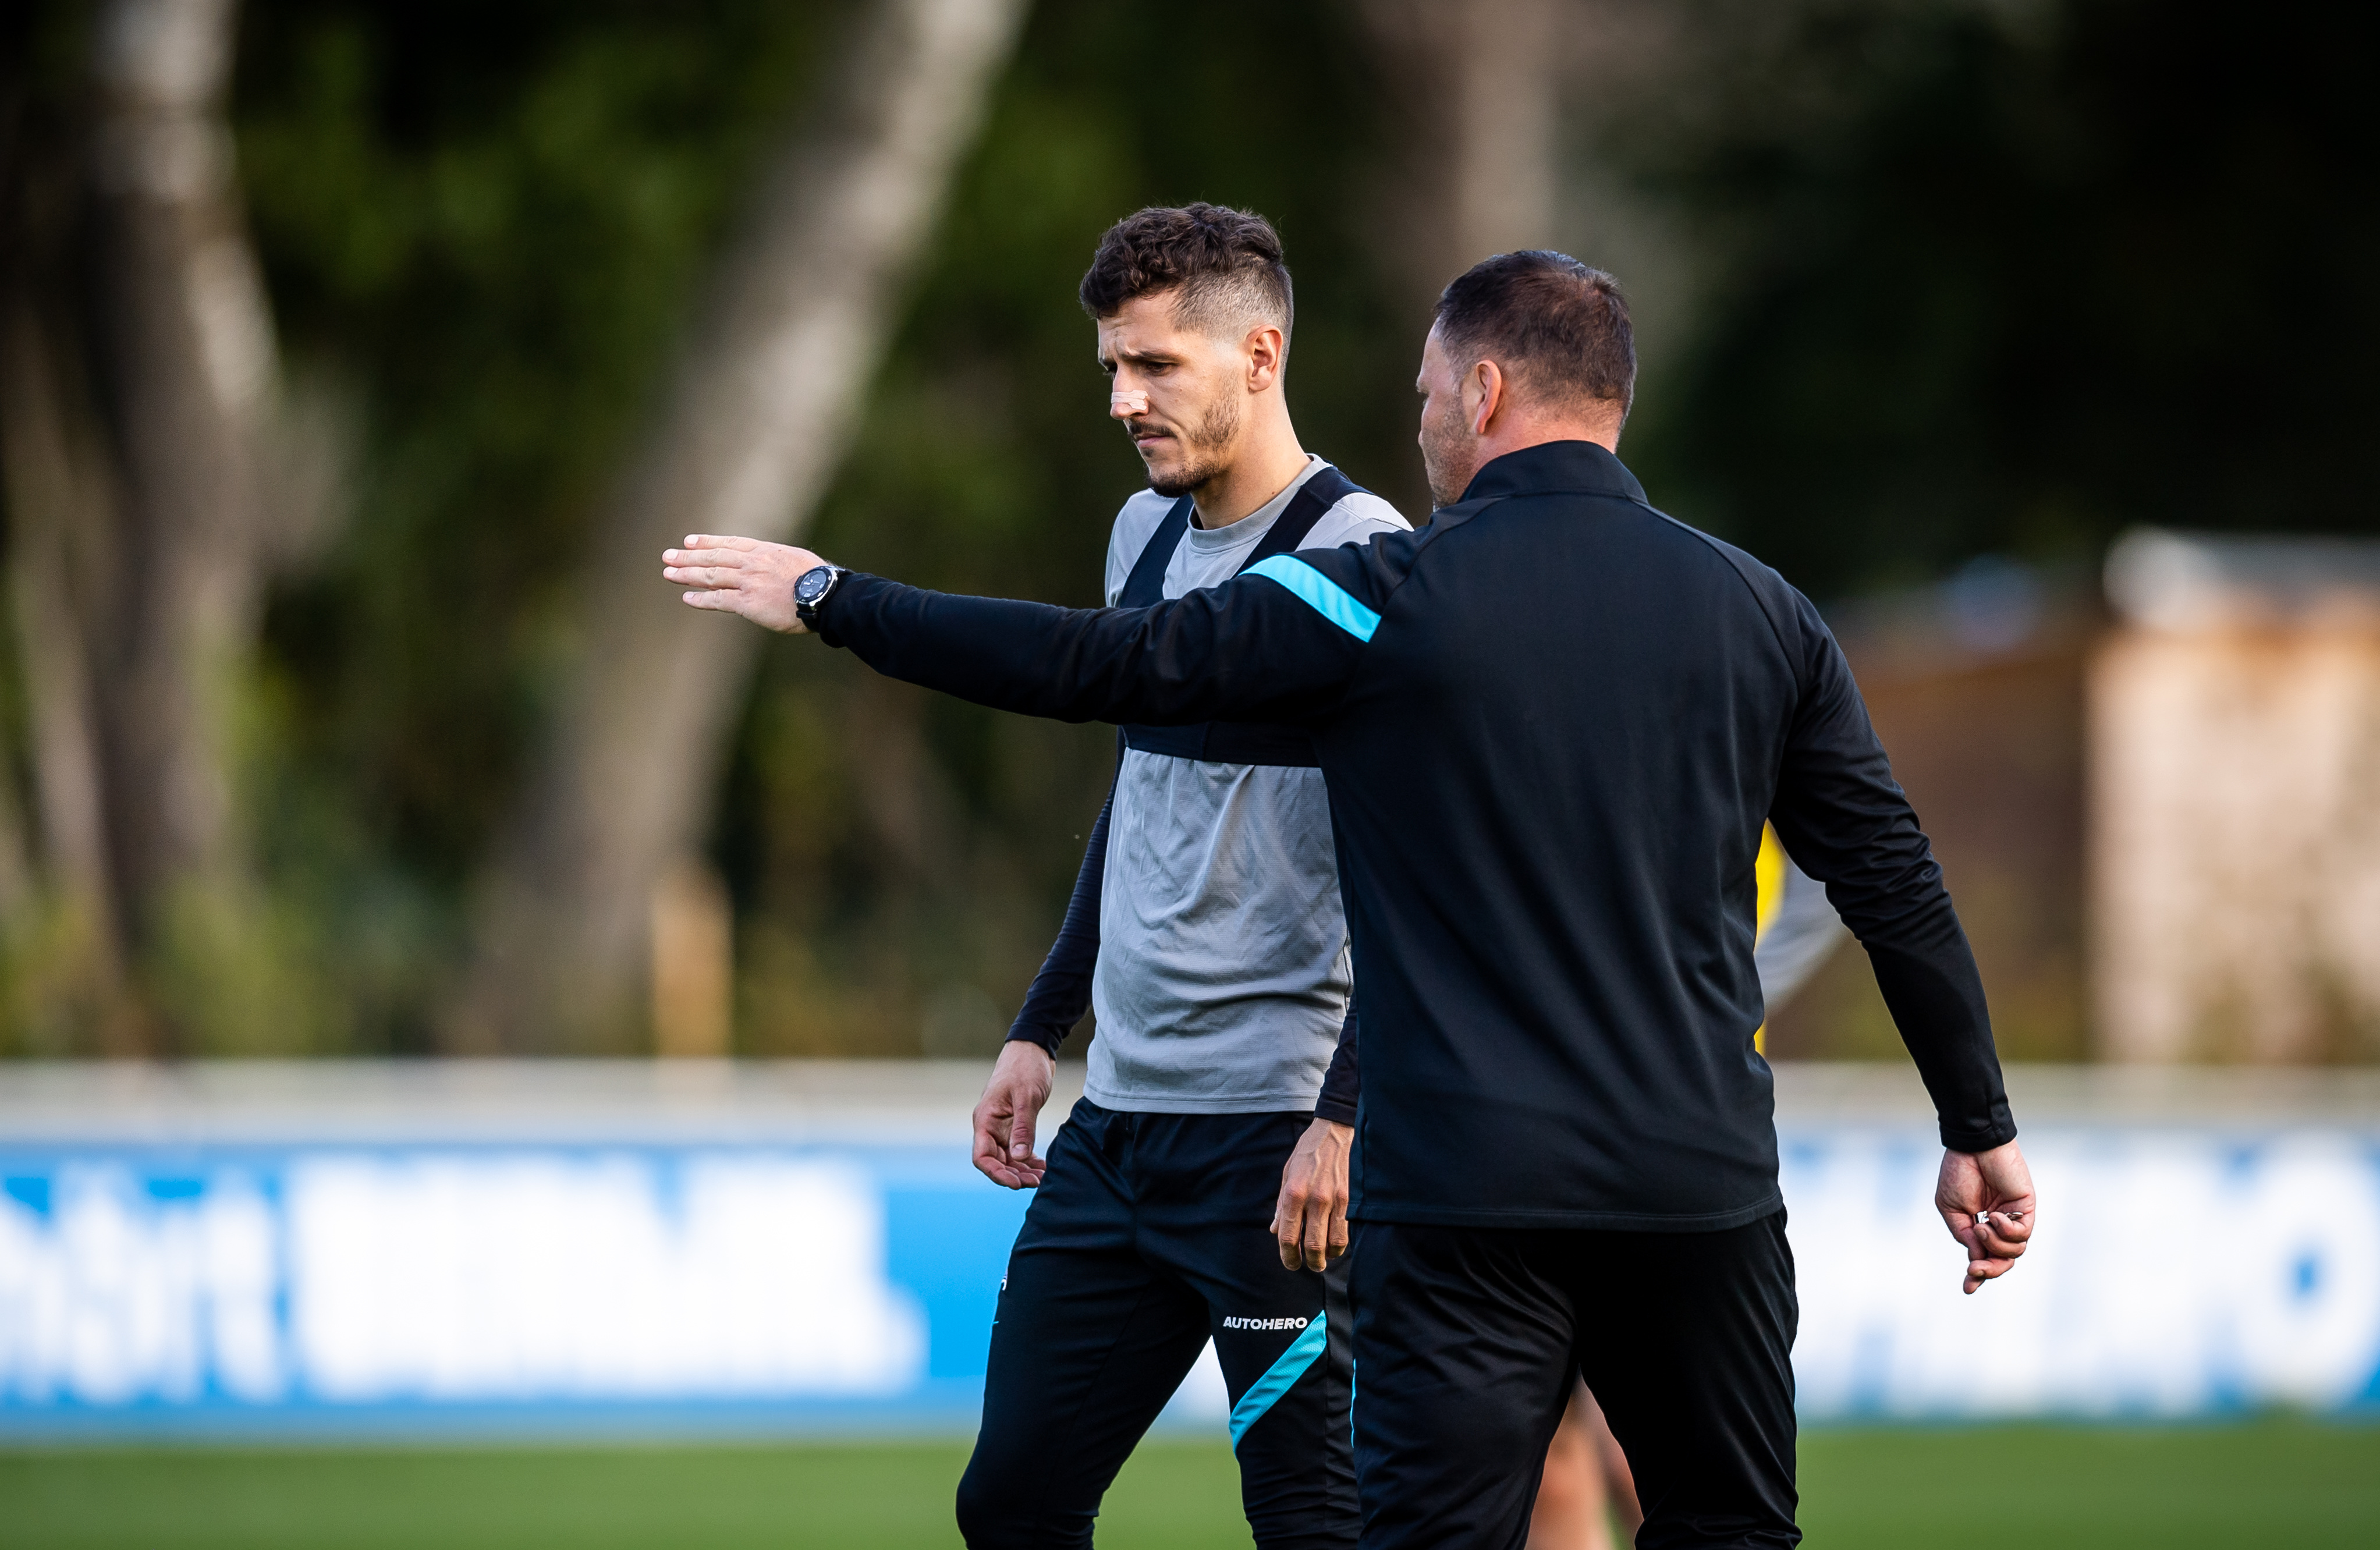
[663,534,1368,727]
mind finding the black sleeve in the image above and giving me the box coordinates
[1006,767,1115,1057]
[813,570,1364,727]
[1766,597,2017,1154]
[1313,1008,1359,1126]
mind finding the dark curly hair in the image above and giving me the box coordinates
[1434,251,1635,416]
[1079,203,1294,342]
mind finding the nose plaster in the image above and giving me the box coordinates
[1110,389,1150,417]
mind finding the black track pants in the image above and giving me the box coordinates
[957,1099,1356,1549]
[1348,1213,1800,1549]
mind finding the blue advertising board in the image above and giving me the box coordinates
[2,1117,2377,1436]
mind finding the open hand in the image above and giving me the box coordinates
[1935,1140,2037,1294]
[662,534,828,633]
[973,1041,1056,1189]
[1272,1118,1353,1272]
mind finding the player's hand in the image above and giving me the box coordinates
[973,1040,1056,1189]
[1935,1140,2037,1294]
[1272,1118,1353,1272]
[662,534,828,633]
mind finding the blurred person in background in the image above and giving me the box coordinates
[710,203,1406,1549]
[1531,1385,1641,1550]
[666,249,2036,1548]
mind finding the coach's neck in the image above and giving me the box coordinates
[1467,364,1624,466]
[1420,325,1628,509]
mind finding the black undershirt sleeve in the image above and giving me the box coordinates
[1767,597,2017,1153]
[1313,1009,1359,1126]
[1006,760,1115,1058]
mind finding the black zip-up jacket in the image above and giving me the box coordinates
[816,441,2016,1230]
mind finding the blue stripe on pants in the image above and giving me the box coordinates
[1228,1311,1331,1450]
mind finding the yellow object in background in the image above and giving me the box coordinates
[1753,823,1786,1055]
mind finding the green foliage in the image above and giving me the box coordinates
[238,0,1421,1056]
[7,0,2360,1054]
[719,0,1418,1055]
[232,0,853,1050]
[1615,0,2380,597]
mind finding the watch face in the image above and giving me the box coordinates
[794,566,833,604]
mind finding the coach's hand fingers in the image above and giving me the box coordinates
[1271,1171,1312,1271]
[1273,1186,1313,1272]
[1964,1247,2020,1295]
[1941,1208,2022,1294]
[1272,1118,1353,1272]
[1275,1205,1328,1272]
[1299,1189,1343,1273]
[1933,1141,2038,1294]
[1975,1208,2032,1260]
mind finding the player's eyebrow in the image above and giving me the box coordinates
[1099,343,1180,373]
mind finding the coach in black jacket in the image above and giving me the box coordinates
[666,252,2037,1549]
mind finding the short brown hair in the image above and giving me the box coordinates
[1079,204,1294,341]
[1434,251,1636,415]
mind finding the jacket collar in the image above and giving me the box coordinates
[1454,439,1648,508]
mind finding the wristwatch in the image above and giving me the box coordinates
[793,564,846,630]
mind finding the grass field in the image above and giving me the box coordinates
[1,1420,2375,1548]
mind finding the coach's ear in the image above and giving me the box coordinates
[1464,358,1507,437]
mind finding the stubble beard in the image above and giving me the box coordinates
[1418,395,1473,508]
[1143,390,1244,499]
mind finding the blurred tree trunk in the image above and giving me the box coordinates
[0,0,285,1053]
[451,0,1029,1054]
[0,291,129,1021]
[1353,0,1567,324]
[85,0,278,976]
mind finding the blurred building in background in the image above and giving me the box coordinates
[2092,531,2380,1064]
[1772,534,2380,1067]
[1767,559,2097,1062]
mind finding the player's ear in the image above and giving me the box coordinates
[1246,323,1286,391]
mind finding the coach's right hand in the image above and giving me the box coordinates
[1273,1118,1353,1272]
[1935,1138,2038,1294]
[974,1040,1055,1189]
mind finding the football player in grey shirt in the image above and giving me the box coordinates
[963,205,1404,1550]
[661,204,1403,1549]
